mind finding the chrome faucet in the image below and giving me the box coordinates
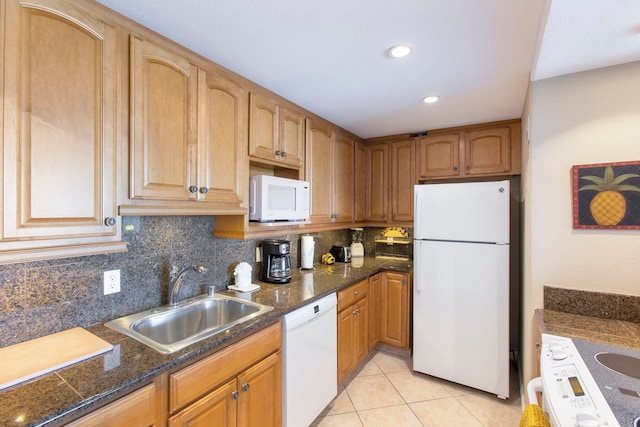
[169,265,207,307]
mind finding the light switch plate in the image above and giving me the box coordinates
[103,269,120,295]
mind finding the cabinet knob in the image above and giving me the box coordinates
[453,166,458,172]
[189,185,198,193]
[232,391,239,400]
[465,165,471,171]
[275,150,281,156]
[354,290,359,296]
[281,151,287,157]
[200,187,209,194]
[242,383,250,392]
[401,279,406,285]
[392,212,396,219]
[104,217,116,227]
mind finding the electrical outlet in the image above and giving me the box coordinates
[255,247,261,263]
[103,269,120,295]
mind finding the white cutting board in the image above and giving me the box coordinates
[0,327,113,390]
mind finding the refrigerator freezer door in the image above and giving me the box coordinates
[413,239,509,398]
[414,180,510,243]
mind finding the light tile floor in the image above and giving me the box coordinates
[311,350,523,427]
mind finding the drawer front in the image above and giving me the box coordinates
[170,321,281,413]
[338,279,368,312]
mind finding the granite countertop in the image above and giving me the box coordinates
[0,257,412,427]
[535,308,640,351]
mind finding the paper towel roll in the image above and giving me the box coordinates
[301,235,314,269]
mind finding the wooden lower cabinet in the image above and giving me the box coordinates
[169,321,282,427]
[65,381,162,427]
[368,273,382,351]
[337,280,369,383]
[380,272,411,349]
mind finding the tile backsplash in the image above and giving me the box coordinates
[0,216,350,347]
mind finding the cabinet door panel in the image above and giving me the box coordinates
[337,307,355,384]
[3,0,119,241]
[237,352,282,427]
[368,273,381,351]
[169,379,237,427]
[417,134,460,179]
[333,133,354,223]
[365,143,388,221]
[249,92,278,162]
[354,141,366,222]
[381,272,409,349]
[306,118,333,223]
[353,298,369,365]
[463,127,511,175]
[198,70,246,203]
[130,36,198,201]
[279,107,304,167]
[390,140,415,222]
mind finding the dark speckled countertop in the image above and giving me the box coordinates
[0,257,411,427]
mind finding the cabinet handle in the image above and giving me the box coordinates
[453,166,458,172]
[281,151,287,157]
[354,290,359,296]
[232,391,239,400]
[242,383,250,392]
[200,187,209,194]
[104,217,116,226]
[465,165,471,171]
[189,185,198,193]
[275,150,281,156]
[392,212,396,219]
[401,279,406,285]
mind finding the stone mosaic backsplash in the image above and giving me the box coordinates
[544,286,640,324]
[0,216,350,347]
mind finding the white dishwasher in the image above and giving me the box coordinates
[283,292,337,427]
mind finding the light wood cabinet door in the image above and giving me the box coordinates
[365,143,388,222]
[198,70,246,203]
[249,93,304,168]
[169,379,237,427]
[417,134,460,179]
[306,118,334,223]
[237,352,282,427]
[463,127,511,176]
[67,383,158,427]
[381,272,410,349]
[353,298,369,364]
[337,280,369,383]
[353,140,366,222]
[337,304,356,383]
[333,132,355,223]
[368,273,382,351]
[130,35,198,201]
[390,139,415,222]
[1,0,125,263]
[279,107,304,168]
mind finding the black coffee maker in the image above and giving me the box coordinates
[260,239,292,283]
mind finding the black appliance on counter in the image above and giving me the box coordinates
[330,245,351,263]
[260,239,292,283]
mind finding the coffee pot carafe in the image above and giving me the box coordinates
[260,239,292,284]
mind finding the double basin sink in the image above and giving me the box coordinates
[106,294,273,354]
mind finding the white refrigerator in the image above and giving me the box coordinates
[413,180,510,398]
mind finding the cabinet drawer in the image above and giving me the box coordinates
[338,279,368,312]
[170,321,281,413]
[66,383,156,426]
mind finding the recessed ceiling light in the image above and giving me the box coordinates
[422,95,440,104]
[388,45,412,58]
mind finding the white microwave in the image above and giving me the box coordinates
[249,175,310,222]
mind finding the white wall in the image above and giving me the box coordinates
[521,61,640,390]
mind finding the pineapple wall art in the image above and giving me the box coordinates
[573,161,640,229]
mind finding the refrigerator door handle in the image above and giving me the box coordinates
[414,241,422,294]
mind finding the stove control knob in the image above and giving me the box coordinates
[551,349,568,360]
[549,341,564,351]
[576,412,599,427]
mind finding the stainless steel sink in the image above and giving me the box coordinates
[105,294,273,354]
[595,352,640,380]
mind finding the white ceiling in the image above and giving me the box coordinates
[97,0,640,139]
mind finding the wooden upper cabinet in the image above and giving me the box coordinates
[390,139,415,222]
[463,127,511,175]
[417,122,520,181]
[365,143,388,222]
[130,35,198,201]
[333,132,355,223]
[305,118,334,223]
[0,0,126,263]
[353,141,366,222]
[197,69,246,204]
[249,92,304,168]
[417,134,460,178]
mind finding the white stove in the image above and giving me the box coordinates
[537,333,640,427]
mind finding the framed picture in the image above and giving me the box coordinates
[572,160,640,229]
